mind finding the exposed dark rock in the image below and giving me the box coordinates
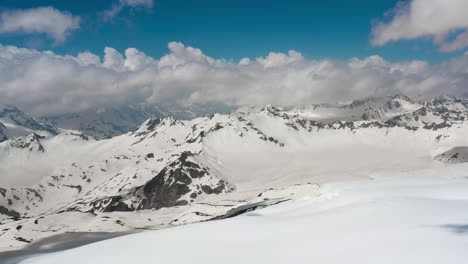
[10,134,45,152]
[25,188,43,202]
[83,152,231,213]
[63,185,82,193]
[70,132,90,141]
[201,182,226,195]
[435,147,468,164]
[423,122,452,130]
[211,199,289,220]
[87,196,132,213]
[0,206,20,218]
[15,237,31,243]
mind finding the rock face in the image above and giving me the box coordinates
[9,134,45,152]
[0,122,7,142]
[435,147,468,164]
[91,152,232,212]
[137,152,229,210]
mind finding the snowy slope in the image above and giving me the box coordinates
[1,95,468,253]
[15,176,468,264]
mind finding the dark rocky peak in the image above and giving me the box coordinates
[423,96,466,110]
[131,116,183,140]
[159,116,180,127]
[89,151,232,213]
[260,104,283,116]
[259,105,294,121]
[10,133,45,152]
[136,151,231,210]
[422,96,468,121]
[186,121,225,144]
[131,118,161,137]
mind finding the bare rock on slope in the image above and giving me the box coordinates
[435,147,468,164]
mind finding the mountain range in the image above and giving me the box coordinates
[1,95,468,252]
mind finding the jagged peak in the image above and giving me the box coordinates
[9,133,45,152]
[389,94,413,103]
[131,116,184,138]
[131,117,161,136]
[260,104,284,116]
[422,95,468,111]
[159,115,180,126]
[425,95,458,104]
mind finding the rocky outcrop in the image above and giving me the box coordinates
[10,134,45,152]
[0,122,7,142]
[435,147,468,164]
[136,151,231,210]
[86,152,232,213]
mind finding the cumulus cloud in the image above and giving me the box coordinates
[0,7,80,44]
[371,0,468,52]
[103,0,153,20]
[0,41,467,117]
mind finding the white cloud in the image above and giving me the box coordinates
[103,0,153,20]
[103,47,126,71]
[0,41,467,117]
[0,7,80,44]
[371,0,468,52]
[76,52,101,66]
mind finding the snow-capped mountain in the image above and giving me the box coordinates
[41,103,232,139]
[40,105,166,139]
[1,95,468,252]
[282,95,421,122]
[281,94,468,126]
[0,105,57,143]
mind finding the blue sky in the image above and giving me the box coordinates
[0,0,465,63]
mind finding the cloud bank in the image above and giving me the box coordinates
[0,7,80,44]
[0,42,467,117]
[371,0,468,52]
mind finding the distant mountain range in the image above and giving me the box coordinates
[39,103,233,139]
[0,105,57,143]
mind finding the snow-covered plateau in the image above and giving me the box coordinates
[13,176,468,264]
[1,95,468,263]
